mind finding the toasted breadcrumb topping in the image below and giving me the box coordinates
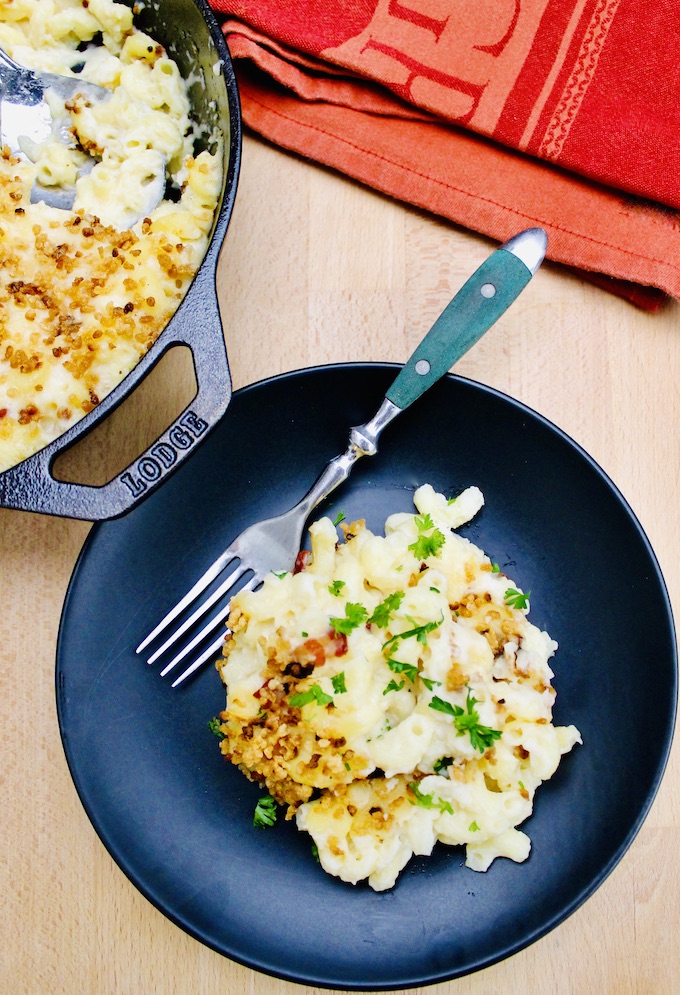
[0,0,222,472]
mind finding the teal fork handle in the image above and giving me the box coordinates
[387,228,546,410]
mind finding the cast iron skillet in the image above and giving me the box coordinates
[0,0,241,520]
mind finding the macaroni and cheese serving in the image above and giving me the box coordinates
[216,485,581,891]
[0,0,222,472]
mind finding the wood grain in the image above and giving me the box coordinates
[1,133,678,995]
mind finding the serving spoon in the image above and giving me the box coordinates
[0,45,111,210]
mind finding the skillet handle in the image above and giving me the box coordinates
[0,255,230,521]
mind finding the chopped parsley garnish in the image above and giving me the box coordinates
[289,684,333,708]
[382,614,443,653]
[328,579,345,596]
[271,570,288,579]
[331,672,347,694]
[429,586,440,593]
[504,587,530,610]
[491,562,500,573]
[429,691,502,753]
[408,781,454,815]
[387,657,419,683]
[420,676,441,691]
[429,696,457,717]
[330,602,368,635]
[368,591,404,628]
[408,513,446,560]
[208,717,224,739]
[333,510,346,526]
[433,756,453,774]
[469,820,480,832]
[253,793,278,828]
[311,842,320,862]
[383,678,405,695]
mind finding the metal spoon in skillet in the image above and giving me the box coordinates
[0,45,165,218]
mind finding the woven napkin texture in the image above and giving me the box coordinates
[209,0,680,310]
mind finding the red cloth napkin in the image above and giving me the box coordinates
[209,0,680,310]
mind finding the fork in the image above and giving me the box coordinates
[0,46,109,210]
[136,227,548,686]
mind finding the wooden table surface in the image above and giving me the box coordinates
[2,134,679,995]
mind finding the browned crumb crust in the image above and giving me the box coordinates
[217,613,363,815]
[0,146,195,429]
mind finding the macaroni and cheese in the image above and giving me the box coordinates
[0,0,222,472]
[216,485,581,891]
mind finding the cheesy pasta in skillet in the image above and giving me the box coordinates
[0,0,222,472]
[216,485,581,891]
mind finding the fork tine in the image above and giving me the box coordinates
[158,574,260,677]
[170,633,227,688]
[136,548,240,655]
[145,560,248,664]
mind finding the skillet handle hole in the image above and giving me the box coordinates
[51,345,197,487]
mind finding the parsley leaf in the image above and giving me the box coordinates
[491,562,500,573]
[408,513,446,560]
[271,570,288,579]
[331,672,347,694]
[428,695,457,718]
[368,591,404,628]
[469,820,480,832]
[289,684,333,708]
[383,678,405,695]
[429,691,502,753]
[433,756,453,774]
[408,781,454,815]
[382,615,443,653]
[330,602,368,635]
[333,510,346,526]
[420,676,441,691]
[328,579,345,596]
[253,793,278,828]
[208,717,224,739]
[387,657,419,683]
[504,587,530,610]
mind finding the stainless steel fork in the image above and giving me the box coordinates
[136,228,548,686]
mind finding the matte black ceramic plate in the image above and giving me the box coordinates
[56,364,677,990]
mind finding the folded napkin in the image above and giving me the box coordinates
[209,0,680,310]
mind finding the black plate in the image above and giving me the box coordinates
[56,364,677,990]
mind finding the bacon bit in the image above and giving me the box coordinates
[327,629,348,657]
[293,549,312,574]
[0,408,7,418]
[296,639,326,669]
